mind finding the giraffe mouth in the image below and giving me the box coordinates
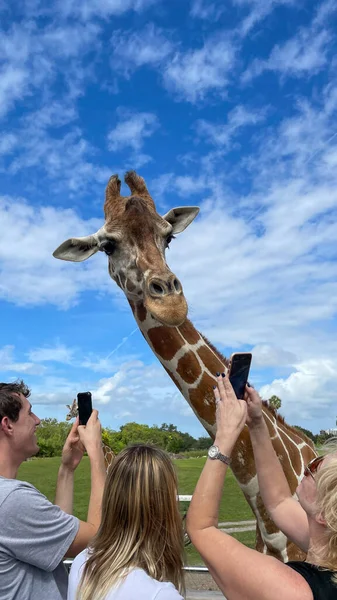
[144,294,188,327]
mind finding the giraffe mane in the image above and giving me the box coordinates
[200,332,315,450]
[199,332,230,368]
[261,400,315,448]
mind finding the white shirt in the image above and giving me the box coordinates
[67,549,184,600]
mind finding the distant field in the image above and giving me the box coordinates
[18,456,256,566]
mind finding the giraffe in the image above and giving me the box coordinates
[65,398,115,472]
[53,170,316,562]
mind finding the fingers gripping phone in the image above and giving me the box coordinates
[77,392,93,426]
[228,353,252,400]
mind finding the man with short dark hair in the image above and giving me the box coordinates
[0,380,106,600]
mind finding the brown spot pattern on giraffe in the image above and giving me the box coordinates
[200,333,229,368]
[231,430,256,484]
[256,493,279,534]
[128,299,136,313]
[177,351,202,384]
[197,345,226,374]
[286,540,306,561]
[137,303,147,322]
[147,327,185,361]
[188,372,217,425]
[178,320,200,345]
[261,418,301,492]
[126,279,136,292]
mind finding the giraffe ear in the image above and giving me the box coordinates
[162,206,199,234]
[53,235,99,262]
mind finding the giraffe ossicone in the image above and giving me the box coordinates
[54,170,316,562]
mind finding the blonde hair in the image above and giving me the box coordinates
[76,444,185,600]
[312,439,337,583]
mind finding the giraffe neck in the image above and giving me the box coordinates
[102,443,115,472]
[129,300,316,561]
[130,300,228,437]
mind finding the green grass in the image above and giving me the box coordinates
[18,456,256,566]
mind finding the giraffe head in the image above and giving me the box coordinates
[65,398,78,421]
[53,171,199,326]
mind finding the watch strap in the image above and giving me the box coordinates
[217,452,231,466]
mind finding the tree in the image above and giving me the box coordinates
[160,423,177,432]
[294,425,315,442]
[269,395,282,411]
[36,418,71,457]
[195,436,212,450]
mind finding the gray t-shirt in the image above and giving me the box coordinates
[0,476,79,600]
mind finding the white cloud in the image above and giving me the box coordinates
[0,133,17,155]
[252,345,297,368]
[0,195,110,307]
[41,22,101,59]
[196,105,266,148]
[259,359,337,425]
[28,344,76,363]
[2,100,111,193]
[163,35,237,103]
[234,0,297,37]
[111,24,174,74]
[243,29,331,82]
[107,110,159,152]
[92,360,193,420]
[0,65,28,118]
[242,0,337,81]
[55,0,158,20]
[0,346,46,375]
[29,360,194,428]
[0,21,100,120]
[0,19,110,192]
[190,0,224,20]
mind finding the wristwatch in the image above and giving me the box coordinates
[208,444,231,466]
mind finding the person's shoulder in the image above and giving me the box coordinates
[72,548,89,569]
[125,570,183,599]
[69,548,89,579]
[69,550,89,583]
[0,477,38,503]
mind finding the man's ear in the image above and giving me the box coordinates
[0,416,13,436]
[53,235,99,262]
[162,206,199,234]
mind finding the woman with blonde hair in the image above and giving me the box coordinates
[68,444,185,600]
[187,374,337,600]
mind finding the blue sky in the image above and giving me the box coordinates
[1,0,337,438]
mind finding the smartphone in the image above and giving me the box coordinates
[228,353,252,399]
[77,392,92,426]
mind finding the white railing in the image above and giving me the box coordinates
[63,494,255,574]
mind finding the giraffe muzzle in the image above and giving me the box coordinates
[145,275,187,326]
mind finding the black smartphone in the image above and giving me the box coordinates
[228,353,252,400]
[77,392,92,426]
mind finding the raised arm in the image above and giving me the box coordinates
[246,387,309,551]
[55,417,85,514]
[65,410,107,558]
[186,375,312,600]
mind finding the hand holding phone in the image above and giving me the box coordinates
[228,353,252,400]
[77,392,93,426]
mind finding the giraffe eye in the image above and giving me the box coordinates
[165,234,175,249]
[101,240,116,256]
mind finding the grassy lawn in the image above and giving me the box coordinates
[18,456,256,566]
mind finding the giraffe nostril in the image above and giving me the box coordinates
[173,278,182,293]
[149,281,165,296]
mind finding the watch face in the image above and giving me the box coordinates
[208,445,219,459]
